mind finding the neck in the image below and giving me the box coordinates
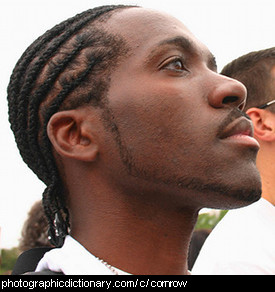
[259,175,275,206]
[257,148,275,206]
[69,185,198,275]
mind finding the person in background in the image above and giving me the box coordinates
[11,201,53,275]
[19,201,52,253]
[8,5,261,275]
[192,48,275,275]
[188,229,211,270]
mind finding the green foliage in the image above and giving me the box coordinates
[0,247,20,275]
[195,210,228,230]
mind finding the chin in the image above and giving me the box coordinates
[203,157,262,209]
[221,187,262,210]
[200,188,261,211]
[209,176,262,210]
[192,165,262,210]
[228,165,262,209]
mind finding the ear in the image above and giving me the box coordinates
[246,107,275,142]
[47,109,99,161]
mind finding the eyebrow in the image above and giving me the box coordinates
[158,36,195,52]
[146,36,217,71]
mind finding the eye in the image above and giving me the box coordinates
[160,57,187,73]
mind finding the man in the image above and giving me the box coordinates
[8,5,261,275]
[192,48,275,275]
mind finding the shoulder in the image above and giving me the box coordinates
[12,247,54,275]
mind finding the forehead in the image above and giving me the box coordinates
[104,7,212,60]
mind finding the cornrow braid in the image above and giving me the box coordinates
[7,5,136,247]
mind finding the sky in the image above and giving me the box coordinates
[1,0,274,249]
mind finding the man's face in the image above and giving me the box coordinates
[97,8,261,210]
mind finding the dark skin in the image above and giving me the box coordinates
[47,8,261,274]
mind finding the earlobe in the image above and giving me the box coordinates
[246,108,275,142]
[47,110,99,161]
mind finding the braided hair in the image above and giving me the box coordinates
[7,5,136,247]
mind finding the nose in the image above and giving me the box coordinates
[207,73,247,111]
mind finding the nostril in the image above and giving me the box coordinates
[222,96,239,105]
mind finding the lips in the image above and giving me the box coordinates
[218,117,254,140]
[218,117,260,149]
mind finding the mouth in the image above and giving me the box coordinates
[218,117,260,149]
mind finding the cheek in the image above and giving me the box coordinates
[109,86,211,169]
[112,90,186,140]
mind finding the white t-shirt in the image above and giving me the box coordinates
[35,235,129,275]
[192,198,275,275]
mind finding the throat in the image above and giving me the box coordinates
[71,205,198,275]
